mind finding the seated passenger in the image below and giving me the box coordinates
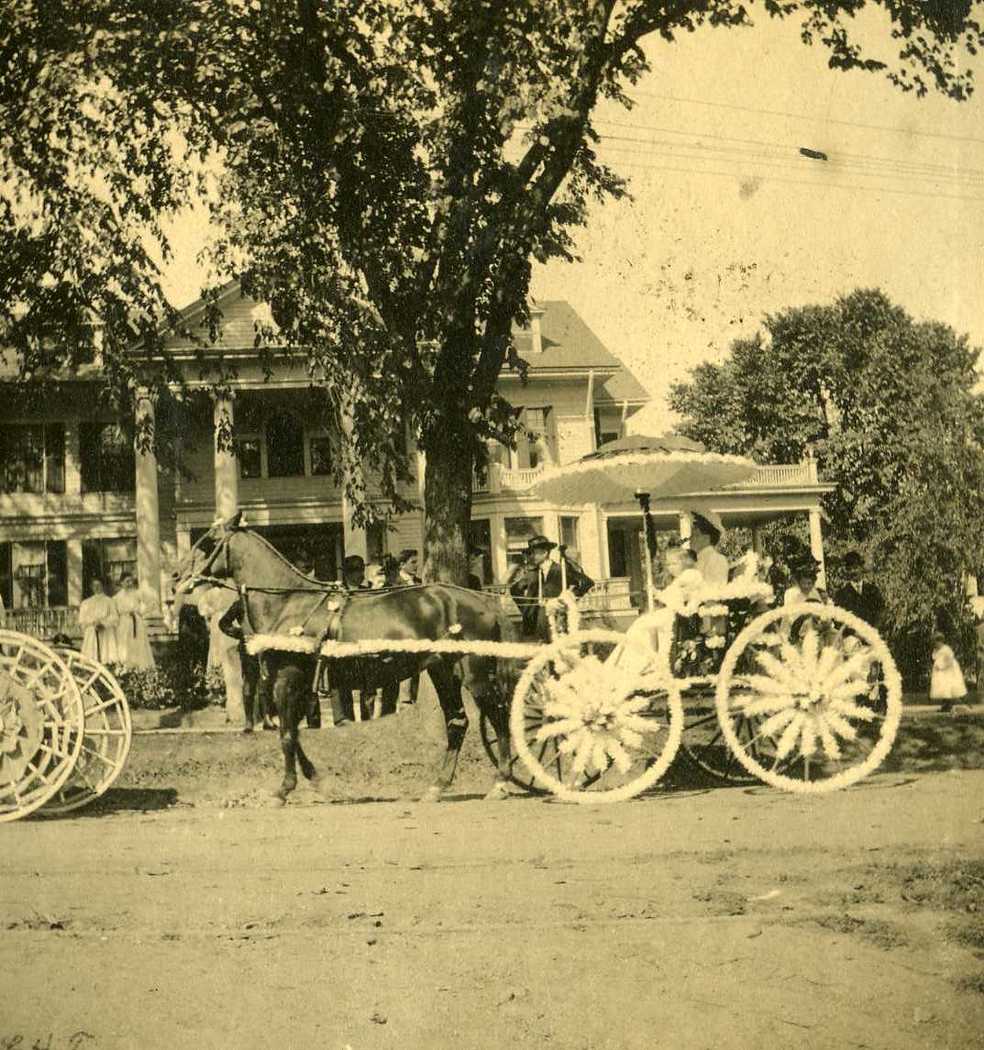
[782,557,829,640]
[621,544,704,666]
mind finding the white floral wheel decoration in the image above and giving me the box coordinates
[714,604,902,794]
[510,629,683,804]
[0,631,85,823]
[40,649,132,815]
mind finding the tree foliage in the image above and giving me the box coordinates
[669,289,984,665]
[3,1,983,579]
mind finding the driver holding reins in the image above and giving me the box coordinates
[506,534,593,642]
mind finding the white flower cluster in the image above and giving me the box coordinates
[668,577,774,618]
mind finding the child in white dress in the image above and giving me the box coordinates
[620,546,706,669]
[929,633,967,712]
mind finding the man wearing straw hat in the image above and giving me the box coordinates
[507,535,593,642]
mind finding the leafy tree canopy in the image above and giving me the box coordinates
[669,288,984,650]
[2,1,983,577]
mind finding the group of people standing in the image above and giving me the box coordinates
[77,575,156,670]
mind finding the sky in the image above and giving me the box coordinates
[160,10,984,434]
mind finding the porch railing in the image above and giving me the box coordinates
[2,606,80,639]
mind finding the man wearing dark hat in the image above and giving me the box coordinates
[833,551,883,629]
[506,535,593,641]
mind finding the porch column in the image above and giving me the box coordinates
[66,539,83,607]
[490,514,508,583]
[134,389,162,615]
[595,507,609,579]
[416,448,427,554]
[808,509,826,589]
[212,392,239,520]
[678,512,693,542]
[750,525,762,554]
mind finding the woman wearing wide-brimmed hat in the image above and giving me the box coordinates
[506,534,593,641]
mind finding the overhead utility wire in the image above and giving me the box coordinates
[591,118,984,183]
[593,135,984,189]
[601,158,984,203]
[631,90,984,147]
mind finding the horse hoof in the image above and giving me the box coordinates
[270,795,287,808]
[483,782,511,802]
[419,785,443,803]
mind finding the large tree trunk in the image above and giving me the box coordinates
[421,412,475,584]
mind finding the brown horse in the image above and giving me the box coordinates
[172,514,520,804]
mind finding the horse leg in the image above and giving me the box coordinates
[420,659,468,803]
[466,655,513,801]
[271,659,307,804]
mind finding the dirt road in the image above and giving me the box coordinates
[3,763,983,1050]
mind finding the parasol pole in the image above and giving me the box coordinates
[636,491,656,612]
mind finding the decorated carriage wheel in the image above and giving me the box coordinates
[510,629,683,803]
[39,649,133,815]
[679,684,758,785]
[0,631,85,823]
[478,709,601,795]
[714,604,902,794]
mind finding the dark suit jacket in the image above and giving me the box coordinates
[509,558,594,639]
[833,580,884,628]
[217,598,254,661]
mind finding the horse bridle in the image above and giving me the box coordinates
[174,524,236,595]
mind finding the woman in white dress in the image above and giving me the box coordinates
[78,579,120,665]
[114,574,156,670]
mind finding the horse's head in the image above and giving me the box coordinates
[172,510,243,595]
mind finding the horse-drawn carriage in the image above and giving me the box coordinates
[0,631,132,822]
[1,436,901,820]
[171,505,901,806]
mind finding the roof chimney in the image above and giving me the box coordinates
[529,302,545,354]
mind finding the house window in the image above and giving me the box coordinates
[238,438,262,480]
[1,540,68,609]
[594,409,619,448]
[309,435,334,477]
[505,517,544,568]
[515,407,555,469]
[82,537,136,596]
[0,423,65,494]
[80,422,134,494]
[266,411,305,478]
[559,516,580,564]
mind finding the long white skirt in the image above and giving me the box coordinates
[115,612,156,670]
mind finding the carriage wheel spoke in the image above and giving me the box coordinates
[24,759,53,787]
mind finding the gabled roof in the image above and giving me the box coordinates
[158,285,649,407]
[510,301,624,373]
[594,369,649,405]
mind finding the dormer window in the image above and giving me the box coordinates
[529,303,545,354]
